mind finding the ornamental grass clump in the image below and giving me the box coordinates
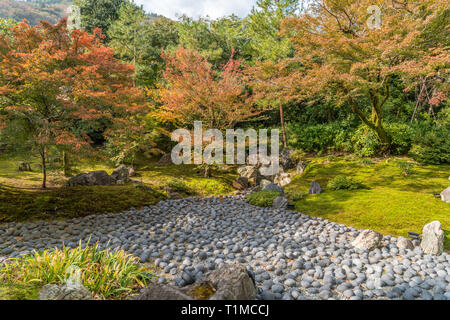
[0,242,155,300]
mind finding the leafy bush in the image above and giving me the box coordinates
[246,190,281,207]
[0,242,154,300]
[289,149,306,164]
[387,123,415,155]
[351,123,414,157]
[286,122,353,154]
[397,161,415,175]
[164,178,189,192]
[286,189,307,202]
[327,175,366,191]
[409,123,450,164]
[350,126,382,157]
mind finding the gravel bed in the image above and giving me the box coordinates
[0,196,449,300]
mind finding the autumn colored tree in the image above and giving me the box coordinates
[0,18,146,188]
[254,0,448,152]
[155,47,267,176]
[157,47,264,129]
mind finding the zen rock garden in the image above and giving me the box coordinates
[0,189,448,300]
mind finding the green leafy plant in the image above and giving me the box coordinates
[286,189,307,202]
[327,175,366,191]
[246,190,281,207]
[0,242,155,300]
[397,161,415,176]
[164,178,190,193]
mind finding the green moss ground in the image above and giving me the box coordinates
[0,155,237,222]
[285,156,450,250]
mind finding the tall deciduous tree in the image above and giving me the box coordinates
[243,0,301,148]
[266,0,448,152]
[0,18,146,188]
[73,0,125,42]
[157,47,264,129]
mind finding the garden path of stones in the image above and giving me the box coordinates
[1,196,449,300]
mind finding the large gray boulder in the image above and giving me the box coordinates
[237,166,261,186]
[440,187,450,203]
[259,179,272,190]
[157,153,173,166]
[309,181,322,194]
[421,221,444,255]
[263,183,285,196]
[67,171,113,187]
[110,164,130,183]
[135,264,256,300]
[39,282,92,300]
[272,196,288,210]
[351,230,383,250]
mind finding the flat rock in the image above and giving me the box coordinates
[39,282,92,300]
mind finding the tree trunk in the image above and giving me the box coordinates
[40,147,47,189]
[62,151,70,176]
[349,80,392,154]
[279,104,287,149]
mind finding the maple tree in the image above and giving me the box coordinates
[157,47,265,130]
[0,18,146,188]
[250,0,449,152]
[155,47,268,177]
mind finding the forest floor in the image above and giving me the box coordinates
[0,154,448,249]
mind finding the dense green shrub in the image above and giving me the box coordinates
[285,189,307,202]
[386,123,415,155]
[327,175,366,191]
[164,178,190,192]
[246,190,281,207]
[350,123,414,157]
[409,117,450,164]
[350,126,380,157]
[286,122,353,154]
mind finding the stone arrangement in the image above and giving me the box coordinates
[0,196,449,300]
